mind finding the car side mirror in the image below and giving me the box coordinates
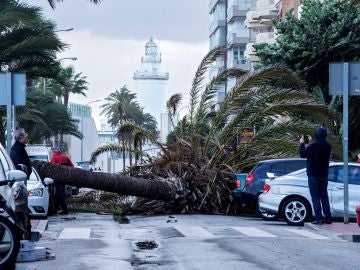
[266,172,276,179]
[6,170,27,185]
[43,177,54,186]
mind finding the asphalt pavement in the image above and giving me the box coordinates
[16,213,360,270]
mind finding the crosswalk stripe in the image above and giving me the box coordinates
[59,227,91,239]
[284,228,329,240]
[174,226,215,237]
[119,229,153,240]
[230,226,277,237]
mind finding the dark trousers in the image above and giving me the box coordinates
[55,184,68,212]
[308,177,332,221]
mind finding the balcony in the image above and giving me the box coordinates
[244,42,259,62]
[227,5,249,22]
[227,33,249,45]
[209,0,225,12]
[256,31,275,43]
[209,19,226,36]
[228,58,251,71]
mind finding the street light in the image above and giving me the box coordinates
[55,28,74,32]
[81,100,102,162]
[58,57,77,61]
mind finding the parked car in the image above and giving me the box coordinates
[258,162,360,226]
[27,168,54,218]
[0,144,28,267]
[232,158,307,220]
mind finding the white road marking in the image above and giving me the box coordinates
[174,226,215,237]
[284,228,330,240]
[230,226,277,238]
[119,229,154,240]
[59,227,91,239]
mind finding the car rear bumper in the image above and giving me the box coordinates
[231,188,262,209]
[258,192,286,215]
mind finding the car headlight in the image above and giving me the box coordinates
[28,188,44,197]
[13,186,21,200]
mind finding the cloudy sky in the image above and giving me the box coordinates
[32,0,210,128]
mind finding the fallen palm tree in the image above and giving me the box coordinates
[33,46,339,215]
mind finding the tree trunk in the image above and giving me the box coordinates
[31,160,184,201]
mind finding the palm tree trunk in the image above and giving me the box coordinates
[31,160,183,200]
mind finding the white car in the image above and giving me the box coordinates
[27,168,54,217]
[259,162,360,226]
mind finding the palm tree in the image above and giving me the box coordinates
[0,0,66,79]
[100,86,144,168]
[17,89,82,144]
[48,66,88,107]
[33,46,338,215]
[47,0,102,9]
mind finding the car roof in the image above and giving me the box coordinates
[259,158,306,163]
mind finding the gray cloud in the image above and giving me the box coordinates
[34,0,209,43]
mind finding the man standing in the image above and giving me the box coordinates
[10,127,32,239]
[51,146,74,215]
[299,127,332,225]
[10,128,32,179]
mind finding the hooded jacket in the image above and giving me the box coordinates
[299,128,331,179]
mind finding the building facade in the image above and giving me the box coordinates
[133,38,170,143]
[64,103,104,169]
[209,0,256,103]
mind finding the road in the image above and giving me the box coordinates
[16,213,360,270]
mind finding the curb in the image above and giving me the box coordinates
[340,234,360,242]
[31,219,48,242]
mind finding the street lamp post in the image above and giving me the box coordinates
[81,100,101,163]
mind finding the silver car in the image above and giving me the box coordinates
[258,162,360,226]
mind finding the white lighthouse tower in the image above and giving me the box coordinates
[133,37,169,142]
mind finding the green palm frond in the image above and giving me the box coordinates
[48,0,102,9]
[189,45,227,129]
[90,143,149,164]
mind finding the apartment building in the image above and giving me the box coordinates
[210,0,300,82]
[209,0,256,103]
[244,0,300,65]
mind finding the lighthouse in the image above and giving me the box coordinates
[133,37,169,142]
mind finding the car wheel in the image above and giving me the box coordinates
[256,202,279,221]
[0,215,21,268]
[282,197,310,226]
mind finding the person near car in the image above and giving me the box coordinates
[299,127,332,225]
[10,128,32,180]
[10,127,32,239]
[356,153,360,163]
[51,146,74,215]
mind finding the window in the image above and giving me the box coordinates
[328,166,337,182]
[270,163,286,176]
[350,166,360,185]
[336,166,360,184]
[286,161,306,174]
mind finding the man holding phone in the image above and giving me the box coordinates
[299,127,332,225]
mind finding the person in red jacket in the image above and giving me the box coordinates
[356,153,360,164]
[51,147,74,215]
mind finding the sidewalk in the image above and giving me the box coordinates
[30,219,48,241]
[305,221,360,242]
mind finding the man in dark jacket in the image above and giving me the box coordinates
[10,127,32,239]
[299,127,332,225]
[10,128,32,180]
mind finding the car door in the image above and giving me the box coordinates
[330,165,360,217]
